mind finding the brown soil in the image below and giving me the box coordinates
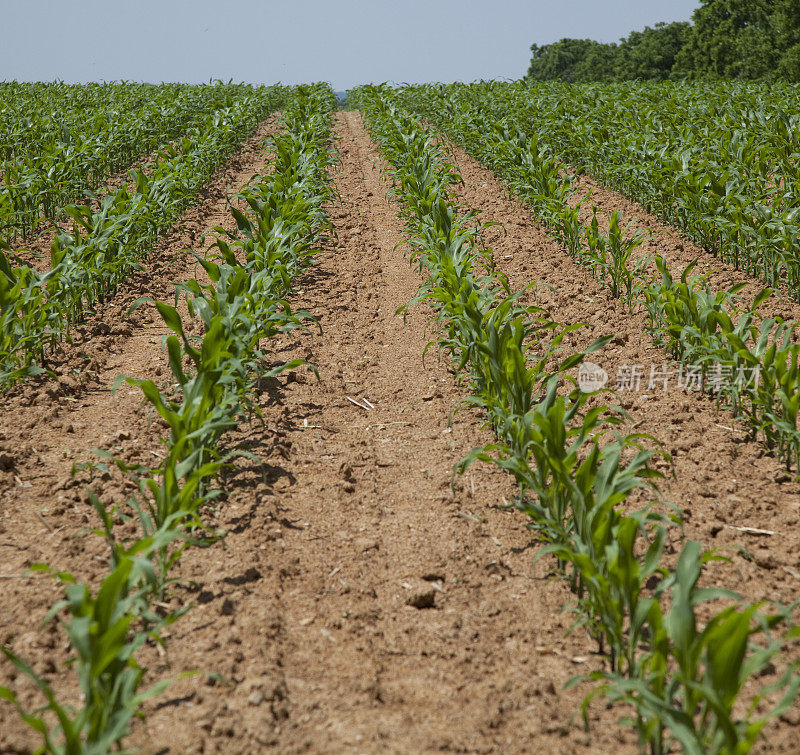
[1,109,798,755]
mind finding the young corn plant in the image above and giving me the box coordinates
[641,254,800,472]
[584,542,800,755]
[584,208,649,305]
[0,549,178,755]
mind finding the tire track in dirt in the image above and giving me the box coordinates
[118,111,639,754]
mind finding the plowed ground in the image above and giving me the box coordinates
[1,111,798,753]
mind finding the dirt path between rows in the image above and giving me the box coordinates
[123,111,638,753]
[0,111,642,752]
[567,171,800,323]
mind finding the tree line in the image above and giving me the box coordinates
[527,0,800,82]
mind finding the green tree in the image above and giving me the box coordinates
[526,0,800,82]
[617,22,692,80]
[573,43,621,82]
[673,0,778,78]
[527,39,618,82]
[775,0,800,79]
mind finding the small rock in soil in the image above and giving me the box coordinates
[339,463,355,482]
[754,549,778,570]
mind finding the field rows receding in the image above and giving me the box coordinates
[1,106,799,753]
[448,142,800,606]
[1,109,627,754]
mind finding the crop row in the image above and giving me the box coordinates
[352,85,800,754]
[0,90,287,390]
[0,82,269,159]
[394,83,800,476]
[393,81,800,298]
[0,83,336,753]
[1,83,288,242]
[0,82,191,158]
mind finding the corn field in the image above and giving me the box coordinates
[1,79,799,754]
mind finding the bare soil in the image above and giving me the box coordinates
[0,110,798,754]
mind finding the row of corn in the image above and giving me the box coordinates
[396,84,800,476]
[351,84,800,755]
[0,83,336,754]
[0,83,288,242]
[0,87,289,389]
[393,81,800,297]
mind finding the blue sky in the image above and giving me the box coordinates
[1,1,698,89]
